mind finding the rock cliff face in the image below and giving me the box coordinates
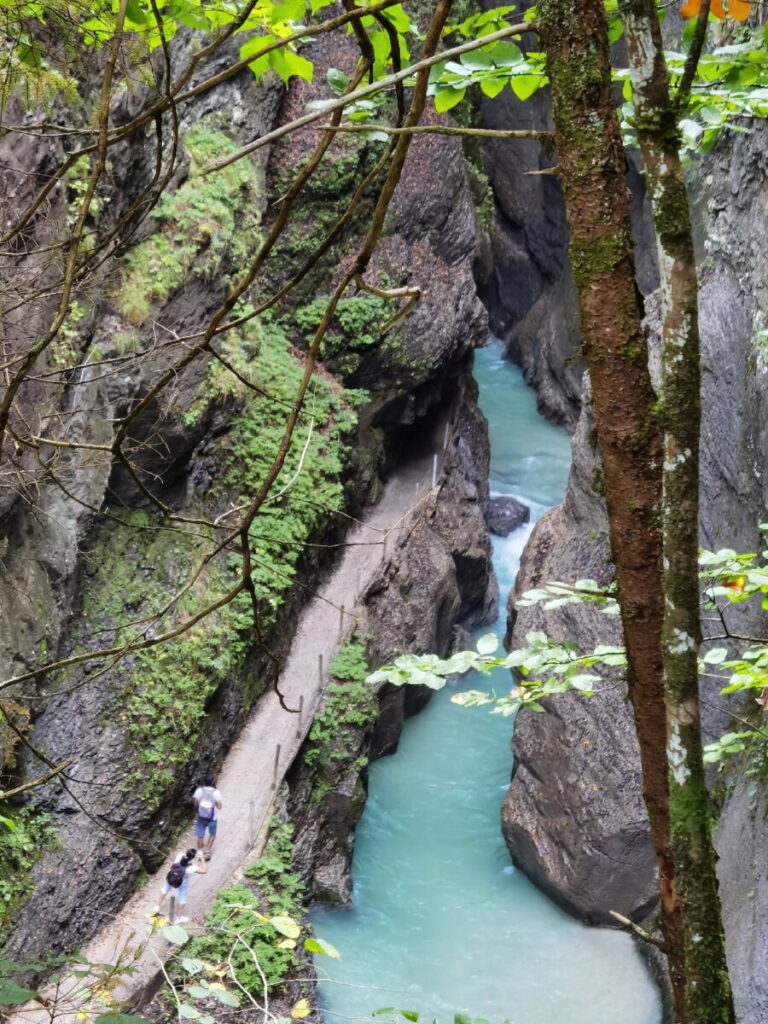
[287,368,496,905]
[1,29,494,960]
[482,65,768,1018]
[477,84,583,430]
[695,124,768,1024]
[501,388,658,925]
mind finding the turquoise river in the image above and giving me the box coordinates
[311,339,662,1024]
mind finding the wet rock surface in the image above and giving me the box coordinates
[501,386,658,924]
[693,123,768,1024]
[493,100,768,1018]
[487,496,530,537]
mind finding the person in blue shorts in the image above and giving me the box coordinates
[193,772,222,860]
[153,848,207,923]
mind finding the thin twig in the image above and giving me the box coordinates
[609,910,668,952]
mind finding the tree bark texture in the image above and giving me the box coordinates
[618,2,735,1020]
[536,0,688,1007]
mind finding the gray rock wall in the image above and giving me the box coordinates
[1,27,495,965]
[487,84,768,1022]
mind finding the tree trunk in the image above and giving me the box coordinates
[618,2,735,1020]
[535,0,689,1007]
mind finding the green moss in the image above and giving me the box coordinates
[213,320,360,635]
[619,338,645,361]
[263,145,383,304]
[0,807,57,930]
[569,233,630,291]
[51,300,87,367]
[79,512,256,804]
[303,638,378,802]
[466,160,494,233]
[649,173,694,265]
[117,124,261,324]
[78,318,362,805]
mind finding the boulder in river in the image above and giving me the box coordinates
[487,496,530,536]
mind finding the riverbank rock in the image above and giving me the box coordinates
[487,496,530,536]
[492,89,768,1020]
[502,385,658,923]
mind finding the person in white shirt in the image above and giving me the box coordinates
[193,772,222,860]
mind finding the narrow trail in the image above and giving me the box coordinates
[38,454,435,1017]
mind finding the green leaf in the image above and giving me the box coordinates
[162,924,190,945]
[569,673,600,691]
[0,980,40,1005]
[178,1004,201,1019]
[407,667,447,689]
[269,0,305,23]
[702,647,729,665]
[212,988,240,1007]
[440,650,477,674]
[187,986,211,999]
[400,1014,420,1023]
[434,86,466,112]
[460,50,495,71]
[125,0,148,24]
[239,35,271,77]
[0,960,29,974]
[480,77,506,99]
[181,958,205,976]
[304,937,341,958]
[485,40,522,66]
[270,914,301,938]
[269,47,314,85]
[166,0,210,30]
[327,67,349,94]
[476,633,499,655]
[450,689,493,707]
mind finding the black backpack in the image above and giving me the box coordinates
[166,862,186,888]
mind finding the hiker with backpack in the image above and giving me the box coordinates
[153,848,207,924]
[193,772,222,860]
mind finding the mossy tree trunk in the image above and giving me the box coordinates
[536,0,687,1007]
[618,1,735,1020]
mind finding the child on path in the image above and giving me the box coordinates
[193,772,222,860]
[154,848,207,924]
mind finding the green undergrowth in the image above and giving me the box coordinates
[80,512,255,804]
[213,316,364,632]
[177,816,306,999]
[117,123,261,324]
[290,294,388,378]
[264,145,382,306]
[80,319,362,805]
[303,637,378,802]
[0,807,56,931]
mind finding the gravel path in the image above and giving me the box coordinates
[26,456,434,1019]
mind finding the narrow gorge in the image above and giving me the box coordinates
[1,4,768,1024]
